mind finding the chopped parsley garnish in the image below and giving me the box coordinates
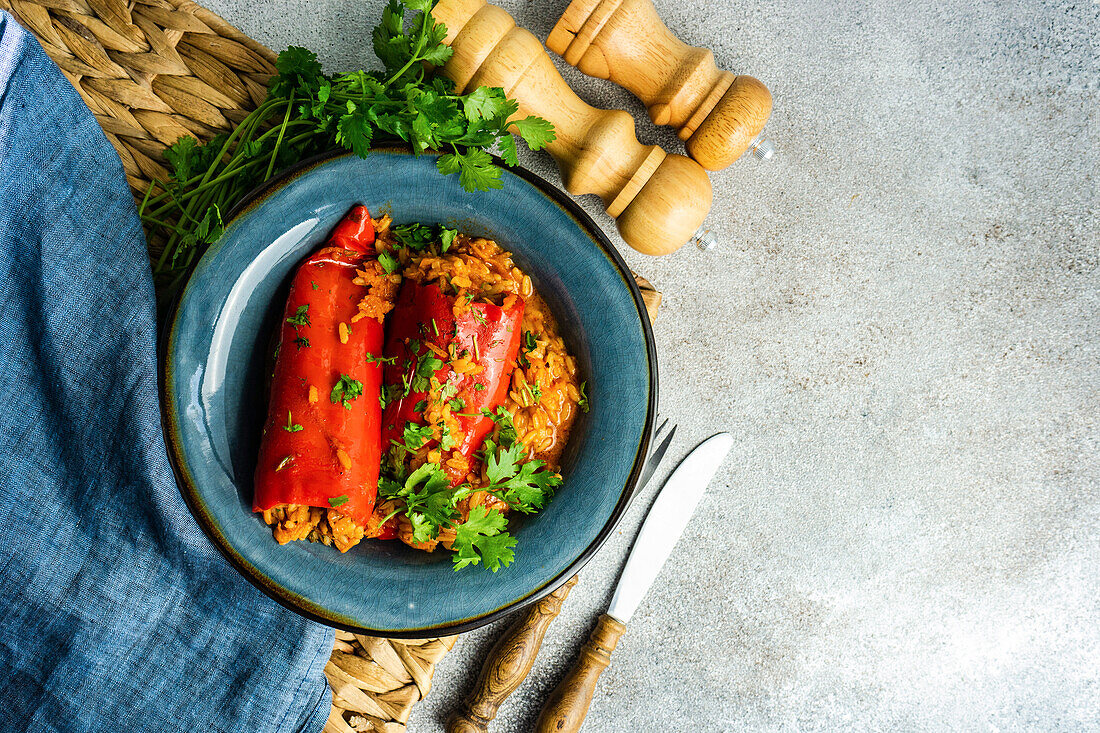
[414,399,428,413]
[440,424,457,450]
[283,411,303,432]
[380,383,401,409]
[378,250,400,274]
[527,383,542,403]
[482,405,518,447]
[403,422,434,450]
[365,353,398,366]
[330,374,363,409]
[577,381,590,412]
[522,330,537,351]
[470,308,487,325]
[411,352,445,392]
[392,222,436,251]
[473,383,486,391]
[293,336,310,350]
[378,462,470,545]
[440,381,458,401]
[311,281,319,290]
[440,227,458,253]
[448,397,465,411]
[286,304,310,328]
[328,495,349,507]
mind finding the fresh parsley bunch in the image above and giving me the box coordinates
[139,0,555,305]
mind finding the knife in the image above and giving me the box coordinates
[533,432,735,733]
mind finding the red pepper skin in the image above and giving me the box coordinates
[380,281,525,461]
[253,245,384,527]
[327,205,375,254]
[374,522,398,541]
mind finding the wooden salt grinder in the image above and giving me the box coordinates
[547,0,774,171]
[433,0,713,256]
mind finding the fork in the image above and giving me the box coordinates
[445,417,678,733]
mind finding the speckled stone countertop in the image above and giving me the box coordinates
[202,0,1098,728]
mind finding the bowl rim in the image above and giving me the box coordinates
[159,147,659,637]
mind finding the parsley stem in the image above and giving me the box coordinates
[265,92,295,182]
[381,9,431,89]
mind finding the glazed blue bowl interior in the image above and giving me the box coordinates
[164,150,655,635]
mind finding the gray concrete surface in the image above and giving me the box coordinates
[204,0,1098,728]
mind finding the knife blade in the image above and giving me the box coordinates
[534,433,734,733]
[608,431,733,622]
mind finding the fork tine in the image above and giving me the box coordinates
[652,418,670,445]
[637,421,676,491]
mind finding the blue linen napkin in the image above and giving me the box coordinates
[0,13,334,732]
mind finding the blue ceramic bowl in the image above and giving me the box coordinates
[162,150,657,636]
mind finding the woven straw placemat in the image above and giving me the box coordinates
[0,1,660,729]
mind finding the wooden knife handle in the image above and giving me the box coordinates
[534,613,626,733]
[446,576,579,733]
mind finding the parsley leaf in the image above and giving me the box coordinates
[392,222,436,251]
[336,101,374,157]
[451,506,515,571]
[330,374,364,409]
[294,336,310,349]
[482,406,518,447]
[437,148,503,191]
[403,421,433,450]
[380,383,402,409]
[163,136,198,184]
[482,437,560,514]
[577,381,590,412]
[328,495,349,507]
[462,86,509,124]
[411,352,445,392]
[511,115,556,151]
[378,250,400,274]
[439,227,457,253]
[365,353,398,366]
[497,135,519,167]
[382,462,468,544]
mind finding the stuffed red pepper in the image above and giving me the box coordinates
[371,278,525,546]
[253,206,400,552]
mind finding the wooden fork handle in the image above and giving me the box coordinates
[446,575,579,733]
[534,613,627,733]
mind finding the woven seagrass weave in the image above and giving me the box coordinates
[0,0,276,194]
[0,1,661,729]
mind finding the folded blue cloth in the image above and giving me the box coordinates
[0,13,334,732]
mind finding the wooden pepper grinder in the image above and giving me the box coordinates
[547,0,774,171]
[432,0,712,256]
